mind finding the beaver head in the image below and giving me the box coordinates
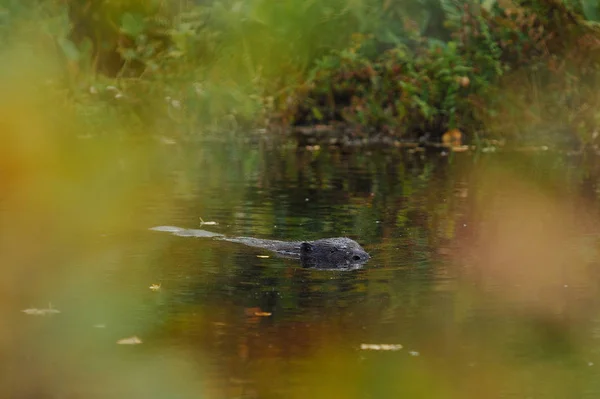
[299,237,370,269]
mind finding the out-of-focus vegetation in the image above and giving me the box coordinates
[5,0,600,145]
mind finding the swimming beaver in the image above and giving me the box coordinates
[150,226,370,270]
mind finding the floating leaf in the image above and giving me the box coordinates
[254,311,272,317]
[360,343,403,351]
[149,283,161,291]
[117,336,142,345]
[199,217,218,226]
[245,307,271,317]
[22,308,61,316]
[22,303,60,316]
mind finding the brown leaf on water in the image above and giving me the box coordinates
[117,336,142,345]
[254,311,272,317]
[244,307,271,325]
[244,307,271,317]
[244,307,261,316]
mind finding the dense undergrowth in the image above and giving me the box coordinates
[4,0,600,146]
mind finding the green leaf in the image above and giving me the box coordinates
[439,0,461,24]
[121,13,146,37]
[582,0,600,22]
[311,107,323,120]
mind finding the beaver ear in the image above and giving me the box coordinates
[300,242,313,253]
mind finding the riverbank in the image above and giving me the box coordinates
[4,1,600,149]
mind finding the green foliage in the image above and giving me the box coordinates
[286,36,478,136]
[581,0,600,20]
[2,0,376,134]
[5,0,600,143]
[284,3,505,138]
[283,0,600,144]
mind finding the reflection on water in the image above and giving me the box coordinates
[4,138,600,398]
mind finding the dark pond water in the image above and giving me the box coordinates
[5,138,600,398]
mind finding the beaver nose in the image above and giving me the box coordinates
[352,252,370,262]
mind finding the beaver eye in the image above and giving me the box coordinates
[352,255,361,261]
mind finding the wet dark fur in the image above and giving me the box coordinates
[150,226,370,270]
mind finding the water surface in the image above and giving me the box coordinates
[5,139,600,398]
